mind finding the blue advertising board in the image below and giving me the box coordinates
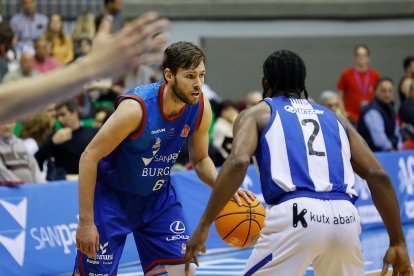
[1,150,413,275]
[0,181,137,276]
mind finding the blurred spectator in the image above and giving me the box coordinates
[44,14,74,65]
[0,21,14,82]
[245,90,263,108]
[398,56,414,104]
[399,79,414,150]
[72,12,95,57]
[10,0,48,56]
[0,121,44,186]
[43,103,57,123]
[319,90,357,126]
[72,12,95,42]
[76,37,92,61]
[319,90,340,112]
[337,45,380,123]
[357,77,402,152]
[73,37,94,117]
[399,79,414,126]
[2,51,38,83]
[79,78,115,118]
[124,33,163,90]
[96,0,123,34]
[32,36,60,73]
[0,12,168,124]
[19,112,53,155]
[93,106,113,128]
[212,100,238,165]
[35,100,98,180]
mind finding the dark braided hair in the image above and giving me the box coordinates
[262,50,308,99]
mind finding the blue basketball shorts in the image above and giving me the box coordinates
[74,181,190,276]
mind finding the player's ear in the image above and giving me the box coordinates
[262,76,270,97]
[164,68,174,84]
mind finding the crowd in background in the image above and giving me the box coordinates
[0,0,413,186]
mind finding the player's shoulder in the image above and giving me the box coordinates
[243,100,270,116]
[238,101,271,128]
[127,81,163,101]
[117,97,143,114]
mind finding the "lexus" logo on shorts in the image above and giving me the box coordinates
[170,221,185,234]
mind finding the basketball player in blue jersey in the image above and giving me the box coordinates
[185,50,412,276]
[73,41,254,276]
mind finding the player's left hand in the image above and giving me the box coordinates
[184,224,210,275]
[233,188,256,206]
[381,244,413,276]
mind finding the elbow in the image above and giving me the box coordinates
[364,168,390,184]
[80,149,89,163]
[79,148,99,165]
[226,153,251,171]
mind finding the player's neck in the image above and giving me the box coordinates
[162,85,186,116]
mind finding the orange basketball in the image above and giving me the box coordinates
[215,197,266,248]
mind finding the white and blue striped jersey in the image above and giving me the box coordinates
[253,96,358,205]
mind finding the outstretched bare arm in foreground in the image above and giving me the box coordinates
[0,12,168,123]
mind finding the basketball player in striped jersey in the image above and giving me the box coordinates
[185,50,412,275]
[74,41,254,276]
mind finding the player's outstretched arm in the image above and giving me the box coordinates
[338,116,412,276]
[0,12,168,123]
[185,104,264,275]
[76,99,144,258]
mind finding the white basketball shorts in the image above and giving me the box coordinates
[242,197,365,276]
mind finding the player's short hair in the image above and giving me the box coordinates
[354,44,370,57]
[403,56,414,71]
[262,49,308,99]
[162,41,205,78]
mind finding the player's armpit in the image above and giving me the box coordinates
[84,99,144,162]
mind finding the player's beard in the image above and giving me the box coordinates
[172,79,199,105]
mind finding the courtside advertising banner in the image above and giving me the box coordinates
[0,181,137,276]
[0,150,413,275]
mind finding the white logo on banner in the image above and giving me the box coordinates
[398,156,414,218]
[398,156,414,195]
[0,197,28,266]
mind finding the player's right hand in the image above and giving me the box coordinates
[90,12,169,80]
[381,244,413,276]
[184,224,209,275]
[76,222,100,259]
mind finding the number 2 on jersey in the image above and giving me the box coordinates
[301,119,326,157]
